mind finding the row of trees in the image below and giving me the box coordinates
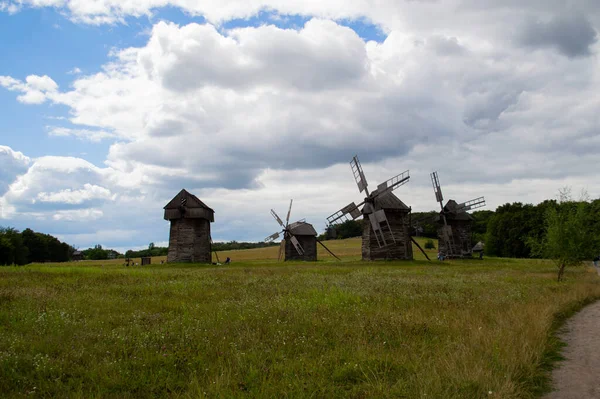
[80,244,122,260]
[0,227,74,265]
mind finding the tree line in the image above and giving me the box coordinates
[0,227,74,265]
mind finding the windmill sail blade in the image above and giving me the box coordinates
[285,199,293,226]
[289,234,305,255]
[368,210,397,248]
[368,211,387,247]
[456,197,486,212]
[375,209,396,244]
[326,201,365,226]
[350,155,369,194]
[373,170,410,198]
[271,209,284,227]
[278,240,285,261]
[431,172,444,205]
[265,232,281,242]
[316,239,341,260]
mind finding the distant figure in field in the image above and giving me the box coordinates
[437,251,445,261]
[225,257,231,264]
[479,250,484,260]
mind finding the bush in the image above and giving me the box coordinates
[424,239,436,249]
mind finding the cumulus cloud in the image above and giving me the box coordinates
[0,146,30,197]
[1,2,600,248]
[0,75,58,104]
[518,13,598,58]
[37,184,115,205]
[2,156,111,213]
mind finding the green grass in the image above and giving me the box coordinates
[1,238,599,398]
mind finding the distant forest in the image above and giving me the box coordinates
[0,227,74,265]
[2,198,600,265]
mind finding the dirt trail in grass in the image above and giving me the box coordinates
[544,296,600,399]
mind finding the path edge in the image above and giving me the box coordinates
[531,295,600,397]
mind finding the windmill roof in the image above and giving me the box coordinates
[289,222,317,236]
[164,189,214,212]
[373,192,410,210]
[472,241,485,251]
[433,199,473,221]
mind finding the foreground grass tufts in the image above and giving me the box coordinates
[1,246,599,398]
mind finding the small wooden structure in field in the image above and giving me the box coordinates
[164,189,214,263]
[285,221,318,261]
[361,192,413,261]
[72,251,84,261]
[265,200,338,261]
[430,172,486,258]
[434,200,474,257]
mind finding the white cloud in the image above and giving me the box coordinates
[0,146,30,197]
[38,184,115,204]
[2,156,111,214]
[48,126,119,142]
[1,3,600,249]
[0,74,58,104]
[52,208,104,221]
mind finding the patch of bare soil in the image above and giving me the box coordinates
[544,295,600,399]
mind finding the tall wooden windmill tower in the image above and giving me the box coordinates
[327,155,414,261]
[266,200,340,261]
[430,172,485,258]
[164,189,214,263]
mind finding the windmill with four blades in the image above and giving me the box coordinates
[265,200,340,261]
[430,171,486,258]
[326,155,415,261]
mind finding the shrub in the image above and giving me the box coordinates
[425,239,436,249]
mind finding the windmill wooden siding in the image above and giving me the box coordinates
[285,234,317,261]
[167,218,212,263]
[285,222,317,261]
[164,189,214,264]
[437,220,472,257]
[361,193,413,261]
[436,200,474,258]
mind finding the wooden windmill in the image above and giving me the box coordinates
[430,172,485,258]
[164,189,214,263]
[265,200,340,261]
[326,155,414,261]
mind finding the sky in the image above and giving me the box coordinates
[1,0,599,253]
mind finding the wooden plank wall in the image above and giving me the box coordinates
[167,218,212,263]
[285,235,317,261]
[361,209,413,260]
[437,220,472,257]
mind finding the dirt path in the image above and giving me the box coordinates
[543,290,600,399]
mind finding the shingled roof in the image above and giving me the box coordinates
[373,192,410,211]
[434,199,473,222]
[289,221,317,236]
[164,189,214,211]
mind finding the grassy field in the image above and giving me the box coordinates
[1,238,599,398]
